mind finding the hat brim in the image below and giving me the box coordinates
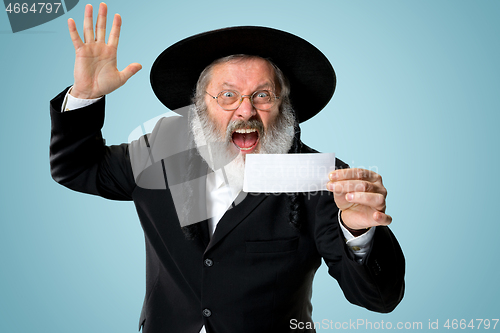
[150,26,335,123]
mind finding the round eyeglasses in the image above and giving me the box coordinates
[205,90,280,111]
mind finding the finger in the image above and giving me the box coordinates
[83,4,95,43]
[107,13,122,48]
[95,2,107,42]
[327,179,386,196]
[373,211,392,226]
[330,168,382,184]
[345,191,386,212]
[119,63,142,83]
[67,18,84,50]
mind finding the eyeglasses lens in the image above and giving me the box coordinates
[217,90,275,111]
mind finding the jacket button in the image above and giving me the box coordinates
[204,258,213,267]
[202,308,212,317]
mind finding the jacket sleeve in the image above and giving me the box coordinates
[313,167,405,313]
[49,87,136,200]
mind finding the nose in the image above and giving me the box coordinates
[234,96,256,121]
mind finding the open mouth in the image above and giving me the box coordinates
[231,128,260,152]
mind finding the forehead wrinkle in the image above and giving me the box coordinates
[209,59,277,92]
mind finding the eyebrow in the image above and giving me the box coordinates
[220,82,275,91]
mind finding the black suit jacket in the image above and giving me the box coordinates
[49,88,405,333]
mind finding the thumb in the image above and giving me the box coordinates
[120,63,142,83]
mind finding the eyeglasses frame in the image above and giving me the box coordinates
[205,90,280,111]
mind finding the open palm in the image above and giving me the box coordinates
[68,3,141,99]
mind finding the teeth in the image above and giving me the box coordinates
[234,128,257,134]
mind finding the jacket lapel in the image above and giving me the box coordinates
[205,192,267,252]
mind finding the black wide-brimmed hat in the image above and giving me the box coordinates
[150,26,335,123]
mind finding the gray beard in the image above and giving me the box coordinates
[190,103,296,190]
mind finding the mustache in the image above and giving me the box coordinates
[225,119,265,142]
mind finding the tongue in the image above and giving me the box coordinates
[232,131,259,149]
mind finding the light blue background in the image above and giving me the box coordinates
[1,1,499,332]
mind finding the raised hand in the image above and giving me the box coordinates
[327,168,392,235]
[68,3,142,99]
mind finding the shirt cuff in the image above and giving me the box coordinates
[338,210,376,262]
[61,86,103,112]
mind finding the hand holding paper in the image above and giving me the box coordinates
[327,168,392,233]
[243,154,391,234]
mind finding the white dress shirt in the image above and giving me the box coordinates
[205,168,243,237]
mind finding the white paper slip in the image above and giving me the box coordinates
[243,153,336,193]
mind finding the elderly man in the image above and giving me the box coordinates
[50,3,404,333]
